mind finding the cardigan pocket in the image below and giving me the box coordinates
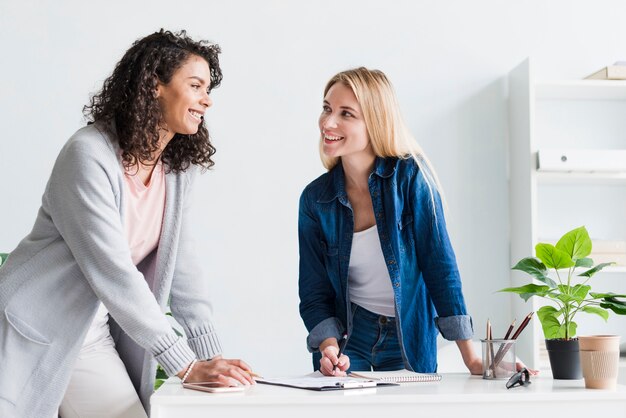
[0,310,52,404]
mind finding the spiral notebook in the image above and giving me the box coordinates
[349,369,442,383]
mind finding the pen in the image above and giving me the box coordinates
[248,371,263,379]
[332,333,348,372]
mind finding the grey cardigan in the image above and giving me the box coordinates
[0,123,222,417]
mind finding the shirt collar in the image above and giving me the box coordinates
[317,157,397,203]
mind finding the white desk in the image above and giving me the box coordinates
[151,374,626,418]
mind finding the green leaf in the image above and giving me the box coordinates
[0,253,8,267]
[498,284,551,301]
[554,293,575,304]
[562,321,577,339]
[555,226,592,260]
[537,306,562,339]
[557,284,590,303]
[581,306,609,321]
[511,257,556,287]
[578,262,615,278]
[156,365,168,380]
[599,298,626,315]
[589,292,626,299]
[154,379,165,390]
[575,257,593,268]
[535,244,575,269]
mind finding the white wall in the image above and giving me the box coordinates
[1,0,625,375]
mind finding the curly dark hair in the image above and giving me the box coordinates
[84,29,222,172]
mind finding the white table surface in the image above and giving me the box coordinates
[151,373,626,418]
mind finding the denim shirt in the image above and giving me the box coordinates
[298,156,473,373]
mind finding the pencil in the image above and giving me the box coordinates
[492,319,516,370]
[511,312,534,340]
[503,319,516,340]
[493,312,534,368]
[487,319,496,377]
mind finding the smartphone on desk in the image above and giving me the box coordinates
[182,382,246,393]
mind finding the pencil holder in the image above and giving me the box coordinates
[481,339,516,380]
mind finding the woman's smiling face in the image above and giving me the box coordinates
[319,82,371,160]
[156,54,213,141]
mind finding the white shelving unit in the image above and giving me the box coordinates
[508,58,626,370]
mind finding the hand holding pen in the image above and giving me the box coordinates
[319,333,350,376]
[332,333,348,372]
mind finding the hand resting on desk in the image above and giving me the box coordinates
[456,340,540,376]
[177,355,256,386]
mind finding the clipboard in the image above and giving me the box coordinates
[256,375,390,391]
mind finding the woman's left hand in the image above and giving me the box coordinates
[466,358,540,376]
[466,357,483,375]
[515,360,540,375]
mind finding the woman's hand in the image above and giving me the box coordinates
[455,338,540,376]
[515,359,540,375]
[465,356,483,375]
[318,338,350,376]
[177,355,256,386]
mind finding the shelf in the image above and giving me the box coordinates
[543,266,626,276]
[535,80,626,100]
[536,171,626,185]
[594,266,626,275]
[509,58,626,370]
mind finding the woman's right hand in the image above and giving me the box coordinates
[319,338,350,376]
[178,356,256,386]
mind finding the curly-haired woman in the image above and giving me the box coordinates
[0,29,254,418]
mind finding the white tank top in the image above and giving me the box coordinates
[347,224,396,317]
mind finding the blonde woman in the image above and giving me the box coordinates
[298,67,517,376]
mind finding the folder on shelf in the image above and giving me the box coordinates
[585,65,626,80]
[537,149,626,172]
[592,240,626,254]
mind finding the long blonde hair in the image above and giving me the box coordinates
[319,67,444,209]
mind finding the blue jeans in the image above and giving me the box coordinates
[313,304,405,372]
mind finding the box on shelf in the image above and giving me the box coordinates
[591,240,626,266]
[592,240,626,254]
[585,65,626,80]
[537,149,626,172]
[591,253,626,266]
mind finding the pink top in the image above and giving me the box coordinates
[83,160,166,348]
[123,160,166,265]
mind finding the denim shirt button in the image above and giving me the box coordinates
[394,282,400,288]
[387,259,395,265]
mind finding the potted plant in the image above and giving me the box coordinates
[500,226,626,379]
